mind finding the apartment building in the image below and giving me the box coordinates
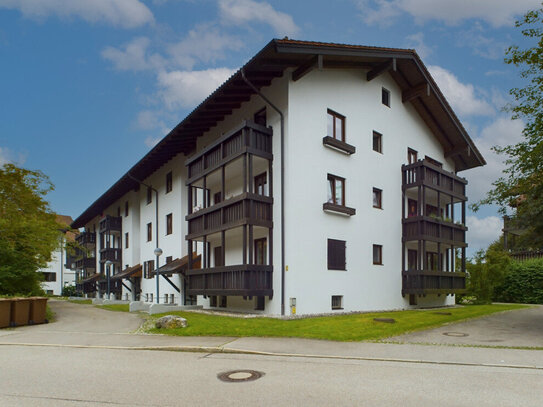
[72,39,485,315]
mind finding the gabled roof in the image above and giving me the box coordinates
[72,38,485,228]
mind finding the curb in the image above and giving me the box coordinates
[1,342,541,371]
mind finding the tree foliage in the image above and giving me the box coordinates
[473,7,543,247]
[0,163,61,295]
[494,258,543,304]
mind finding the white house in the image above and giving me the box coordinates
[71,39,485,315]
[39,215,77,295]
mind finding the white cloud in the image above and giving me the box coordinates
[466,116,524,203]
[157,68,236,109]
[466,215,503,253]
[219,0,299,36]
[0,0,154,28]
[144,135,162,148]
[428,65,494,117]
[405,32,432,59]
[356,0,540,27]
[102,37,166,71]
[0,146,26,165]
[167,24,244,70]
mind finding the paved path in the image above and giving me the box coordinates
[388,305,543,348]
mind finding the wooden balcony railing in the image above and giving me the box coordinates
[100,248,122,263]
[186,121,273,183]
[402,269,466,295]
[402,160,467,198]
[99,215,122,233]
[186,192,273,239]
[76,231,96,246]
[186,264,273,297]
[75,257,96,270]
[403,216,467,247]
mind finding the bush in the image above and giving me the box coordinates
[494,258,543,304]
[62,285,79,297]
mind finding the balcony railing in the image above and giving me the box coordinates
[402,160,467,198]
[76,231,96,246]
[186,192,273,240]
[403,216,467,247]
[75,257,96,270]
[99,215,122,233]
[100,248,122,263]
[186,264,273,297]
[186,121,273,183]
[402,270,466,295]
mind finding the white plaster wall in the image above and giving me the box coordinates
[285,68,456,315]
[39,244,76,295]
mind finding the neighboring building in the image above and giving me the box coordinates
[71,39,485,315]
[38,215,77,295]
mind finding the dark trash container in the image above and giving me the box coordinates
[0,298,13,328]
[10,298,31,327]
[29,297,48,325]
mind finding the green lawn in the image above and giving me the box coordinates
[68,299,92,305]
[97,304,130,312]
[145,304,528,341]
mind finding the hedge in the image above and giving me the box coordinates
[494,258,543,304]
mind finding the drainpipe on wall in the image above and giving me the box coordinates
[241,68,286,316]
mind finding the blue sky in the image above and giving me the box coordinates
[0,0,540,256]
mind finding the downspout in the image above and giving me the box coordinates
[241,68,286,316]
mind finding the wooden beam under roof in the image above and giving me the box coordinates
[402,82,430,103]
[292,54,322,82]
[445,144,471,159]
[367,58,396,81]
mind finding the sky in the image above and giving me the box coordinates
[0,0,540,257]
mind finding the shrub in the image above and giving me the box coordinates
[494,258,543,304]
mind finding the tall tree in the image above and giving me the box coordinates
[0,163,61,295]
[474,7,543,248]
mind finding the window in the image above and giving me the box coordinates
[254,238,267,265]
[144,260,155,279]
[125,201,129,217]
[117,206,121,217]
[408,148,418,164]
[220,296,227,308]
[327,174,345,206]
[166,213,173,235]
[373,188,382,209]
[166,171,172,193]
[255,296,265,311]
[254,107,266,126]
[327,109,345,142]
[146,186,152,205]
[382,87,390,107]
[328,239,346,270]
[147,222,152,242]
[41,272,56,282]
[214,191,222,204]
[373,244,383,265]
[166,256,173,264]
[214,246,224,267]
[125,232,129,249]
[373,131,382,153]
[408,199,418,217]
[254,172,267,195]
[331,295,343,310]
[210,296,217,307]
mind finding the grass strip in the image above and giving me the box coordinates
[97,304,130,312]
[144,304,528,342]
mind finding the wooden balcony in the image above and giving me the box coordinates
[402,160,467,199]
[402,269,466,295]
[75,257,96,270]
[186,192,273,240]
[186,121,272,183]
[403,216,467,247]
[186,264,273,297]
[99,215,122,233]
[100,248,122,263]
[76,231,96,247]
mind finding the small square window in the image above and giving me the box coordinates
[373,188,382,209]
[166,171,173,193]
[327,109,345,142]
[331,295,343,310]
[373,244,383,265]
[382,88,390,107]
[373,131,382,153]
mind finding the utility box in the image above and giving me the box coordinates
[0,299,12,328]
[29,297,48,325]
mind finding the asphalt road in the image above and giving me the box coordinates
[0,301,542,406]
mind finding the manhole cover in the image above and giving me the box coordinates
[217,370,264,383]
[443,332,469,337]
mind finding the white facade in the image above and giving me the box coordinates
[39,237,76,296]
[72,40,483,315]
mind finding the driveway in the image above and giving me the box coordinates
[388,305,543,348]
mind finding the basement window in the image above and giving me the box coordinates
[331,295,343,310]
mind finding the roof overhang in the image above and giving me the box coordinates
[72,39,485,228]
